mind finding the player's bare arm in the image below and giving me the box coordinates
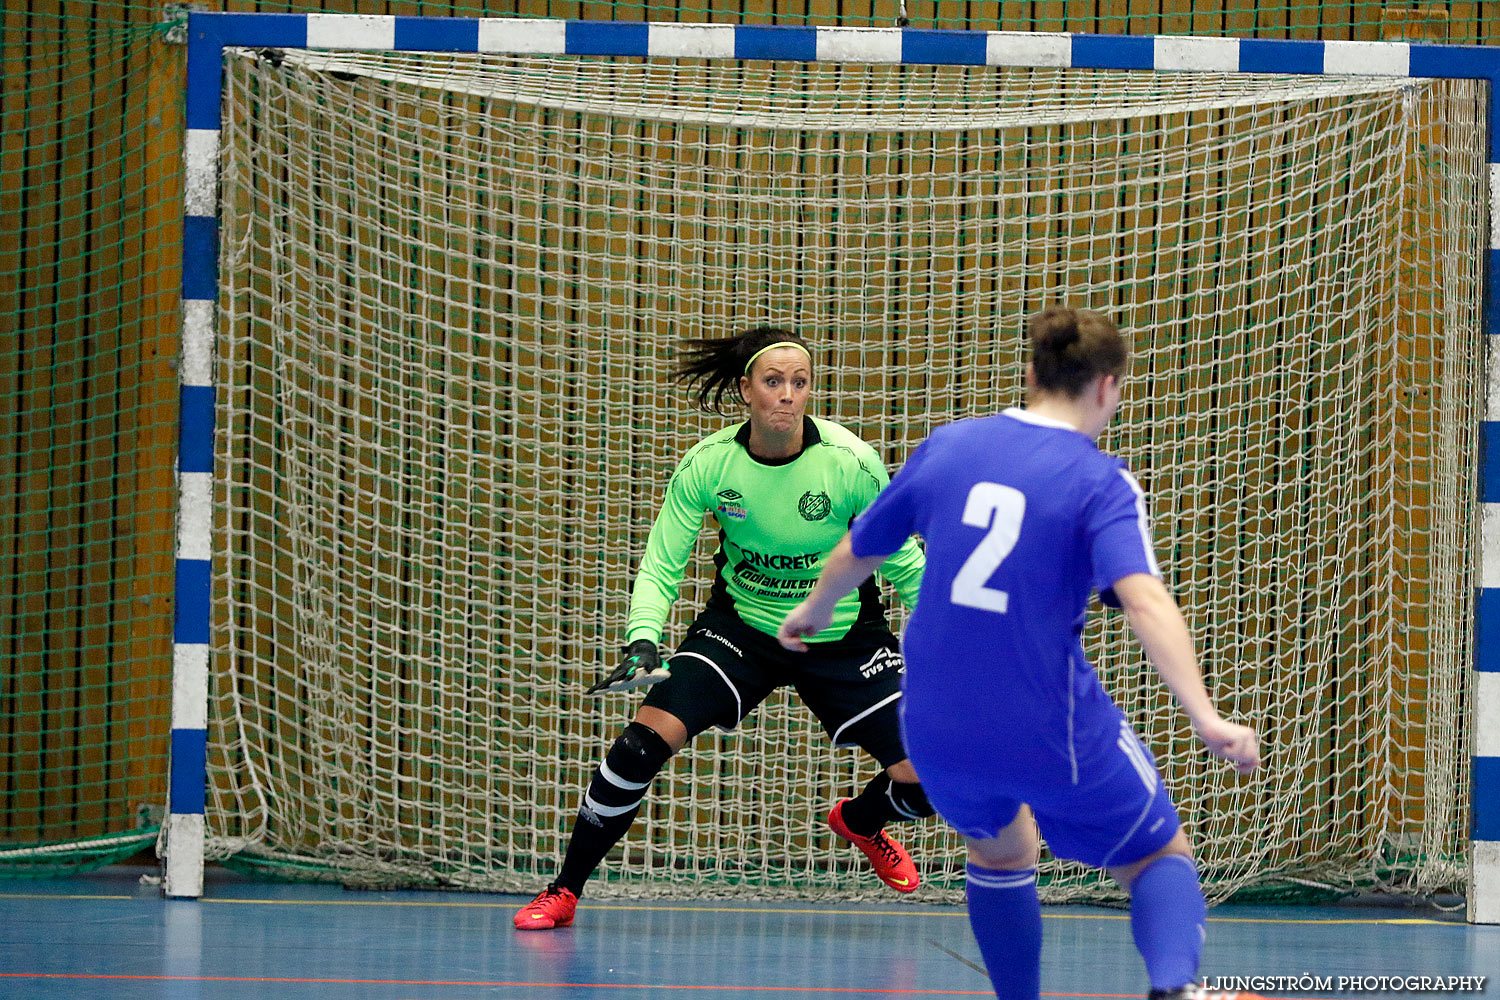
[778,534,888,651]
[1111,572,1260,775]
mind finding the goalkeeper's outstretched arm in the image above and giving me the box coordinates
[623,452,707,646]
[592,453,705,694]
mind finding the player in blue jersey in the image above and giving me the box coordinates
[779,306,1261,1000]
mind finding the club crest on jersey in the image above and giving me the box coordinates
[715,488,748,521]
[798,490,832,521]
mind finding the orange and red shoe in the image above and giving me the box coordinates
[1150,986,1269,1000]
[513,884,578,930]
[827,799,919,894]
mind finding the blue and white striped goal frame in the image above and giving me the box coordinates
[166,11,1500,919]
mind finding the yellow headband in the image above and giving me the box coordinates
[743,341,811,374]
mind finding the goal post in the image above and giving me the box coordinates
[168,12,1500,922]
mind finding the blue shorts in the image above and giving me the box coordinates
[911,715,1182,869]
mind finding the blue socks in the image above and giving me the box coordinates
[965,863,1042,1000]
[966,852,1206,998]
[1129,853,1206,992]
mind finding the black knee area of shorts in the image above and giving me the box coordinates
[888,779,935,819]
[607,721,674,784]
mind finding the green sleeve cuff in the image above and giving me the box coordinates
[625,625,662,646]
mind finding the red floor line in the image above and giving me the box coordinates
[0,972,1147,996]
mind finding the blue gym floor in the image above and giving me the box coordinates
[1,868,1495,999]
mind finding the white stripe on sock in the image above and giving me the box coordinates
[583,789,642,818]
[599,758,650,791]
[966,867,1037,889]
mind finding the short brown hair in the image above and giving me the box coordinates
[1028,305,1129,396]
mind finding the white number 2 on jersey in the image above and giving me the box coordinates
[949,482,1026,613]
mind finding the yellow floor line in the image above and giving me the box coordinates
[0,891,1458,925]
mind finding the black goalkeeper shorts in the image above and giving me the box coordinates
[640,606,909,768]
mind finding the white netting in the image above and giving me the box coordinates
[209,48,1484,902]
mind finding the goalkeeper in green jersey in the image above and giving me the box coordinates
[514,326,931,930]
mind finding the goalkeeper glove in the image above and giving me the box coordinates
[585,639,670,695]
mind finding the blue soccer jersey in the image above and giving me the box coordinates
[850,408,1168,852]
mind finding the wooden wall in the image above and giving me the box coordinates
[1,3,181,847]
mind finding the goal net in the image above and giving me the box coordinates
[207,45,1485,902]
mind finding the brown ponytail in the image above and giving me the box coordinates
[673,326,812,415]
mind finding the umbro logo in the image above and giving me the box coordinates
[716,488,748,521]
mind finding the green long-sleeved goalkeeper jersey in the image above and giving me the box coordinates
[626,416,926,644]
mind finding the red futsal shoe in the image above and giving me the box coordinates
[827,799,920,894]
[1150,986,1270,1000]
[513,884,578,930]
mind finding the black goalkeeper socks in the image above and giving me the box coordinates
[839,772,933,837]
[554,806,640,896]
[554,721,673,895]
